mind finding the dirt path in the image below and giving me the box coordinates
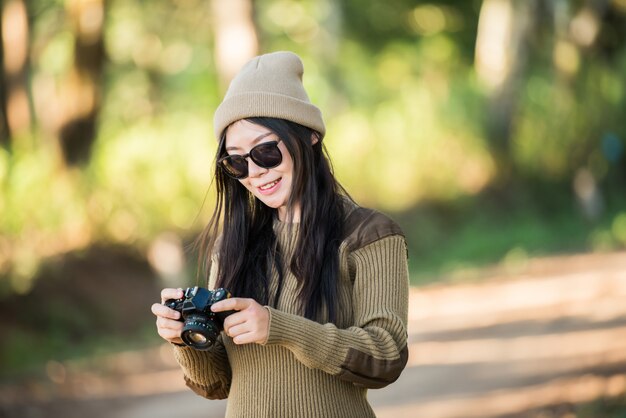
[2,251,626,418]
[373,251,626,418]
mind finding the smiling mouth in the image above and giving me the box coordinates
[259,178,281,191]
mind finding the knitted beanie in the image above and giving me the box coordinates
[213,51,325,140]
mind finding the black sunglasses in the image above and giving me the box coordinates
[218,140,283,179]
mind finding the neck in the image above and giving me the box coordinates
[278,205,301,223]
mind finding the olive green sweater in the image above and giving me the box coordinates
[172,207,409,417]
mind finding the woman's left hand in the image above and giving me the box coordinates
[211,297,270,345]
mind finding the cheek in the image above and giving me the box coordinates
[278,154,295,176]
[236,178,252,193]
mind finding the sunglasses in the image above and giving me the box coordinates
[218,140,283,179]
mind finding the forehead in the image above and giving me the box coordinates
[224,120,275,151]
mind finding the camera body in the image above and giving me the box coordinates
[165,287,235,350]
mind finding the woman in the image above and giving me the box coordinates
[151,51,409,417]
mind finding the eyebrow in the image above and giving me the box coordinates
[225,132,274,152]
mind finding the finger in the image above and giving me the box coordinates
[222,311,247,332]
[232,331,259,345]
[157,324,180,338]
[155,317,184,344]
[211,297,253,312]
[151,303,181,320]
[224,320,251,339]
[157,327,184,343]
[156,316,183,331]
[160,288,184,304]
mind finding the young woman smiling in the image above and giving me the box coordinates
[151,51,409,418]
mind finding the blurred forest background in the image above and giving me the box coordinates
[0,0,625,414]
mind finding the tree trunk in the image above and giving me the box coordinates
[475,0,537,183]
[1,0,32,144]
[0,2,9,146]
[210,0,259,91]
[57,0,105,166]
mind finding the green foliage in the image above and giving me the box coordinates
[401,194,626,285]
[1,0,626,304]
[578,394,626,418]
[0,244,162,376]
[513,58,626,183]
[1,8,626,414]
[0,111,216,294]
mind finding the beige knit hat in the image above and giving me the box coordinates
[213,51,325,140]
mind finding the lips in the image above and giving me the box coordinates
[256,178,282,195]
[259,179,280,191]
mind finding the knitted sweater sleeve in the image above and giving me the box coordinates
[263,234,409,389]
[171,258,232,399]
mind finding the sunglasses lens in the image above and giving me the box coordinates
[251,142,282,168]
[220,156,248,179]
[219,141,283,179]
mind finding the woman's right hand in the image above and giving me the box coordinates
[151,288,185,345]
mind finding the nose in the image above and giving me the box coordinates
[246,157,267,178]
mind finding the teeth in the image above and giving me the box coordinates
[260,179,279,190]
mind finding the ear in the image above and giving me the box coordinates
[310,132,320,145]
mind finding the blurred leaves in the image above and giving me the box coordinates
[0,0,625,295]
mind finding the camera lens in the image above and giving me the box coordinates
[181,312,220,350]
[186,331,208,345]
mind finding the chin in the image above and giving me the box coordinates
[256,196,282,209]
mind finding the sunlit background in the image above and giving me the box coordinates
[1,0,625,417]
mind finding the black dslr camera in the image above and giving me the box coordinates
[164,287,235,350]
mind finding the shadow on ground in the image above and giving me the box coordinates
[1,251,626,418]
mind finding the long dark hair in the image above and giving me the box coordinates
[195,117,349,323]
